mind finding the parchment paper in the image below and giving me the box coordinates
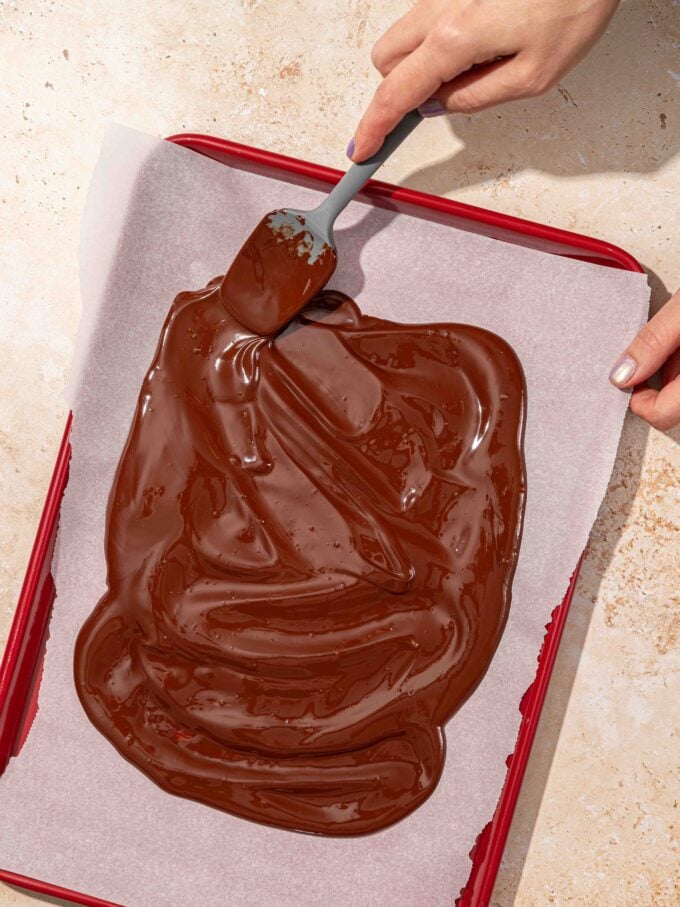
[0,125,650,907]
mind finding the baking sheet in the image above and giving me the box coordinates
[0,125,649,907]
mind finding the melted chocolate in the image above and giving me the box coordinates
[221,210,337,335]
[74,276,525,836]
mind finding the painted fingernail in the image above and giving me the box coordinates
[609,354,637,386]
[418,100,448,118]
[346,138,356,160]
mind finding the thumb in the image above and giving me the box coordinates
[609,288,680,388]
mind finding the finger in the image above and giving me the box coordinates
[351,40,476,161]
[629,376,680,432]
[371,7,429,76]
[425,55,539,115]
[609,288,680,388]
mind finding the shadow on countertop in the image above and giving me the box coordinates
[491,262,678,905]
[402,2,679,198]
[391,4,680,895]
[323,6,680,891]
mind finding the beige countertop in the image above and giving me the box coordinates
[1,1,678,905]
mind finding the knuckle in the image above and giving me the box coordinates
[374,79,399,115]
[629,393,648,419]
[649,412,675,432]
[370,38,389,73]
[427,20,467,53]
[651,399,680,432]
[519,64,553,98]
[630,393,678,432]
[636,320,670,356]
[450,87,481,114]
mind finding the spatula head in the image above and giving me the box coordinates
[221,209,337,335]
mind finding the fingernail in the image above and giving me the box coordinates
[418,100,448,118]
[609,354,637,386]
[345,138,355,160]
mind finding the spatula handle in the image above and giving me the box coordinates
[317,110,423,230]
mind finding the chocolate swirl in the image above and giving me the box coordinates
[74,280,525,836]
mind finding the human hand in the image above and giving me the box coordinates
[609,288,680,432]
[348,0,620,162]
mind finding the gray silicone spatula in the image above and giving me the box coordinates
[221,110,423,335]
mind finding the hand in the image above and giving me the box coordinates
[348,0,620,162]
[609,288,680,432]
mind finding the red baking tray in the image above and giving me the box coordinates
[0,134,643,907]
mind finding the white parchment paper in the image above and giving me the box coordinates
[0,125,650,907]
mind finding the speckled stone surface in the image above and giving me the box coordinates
[0,2,678,905]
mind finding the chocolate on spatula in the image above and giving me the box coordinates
[222,111,424,335]
[221,210,337,334]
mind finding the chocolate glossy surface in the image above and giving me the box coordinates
[74,279,525,836]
